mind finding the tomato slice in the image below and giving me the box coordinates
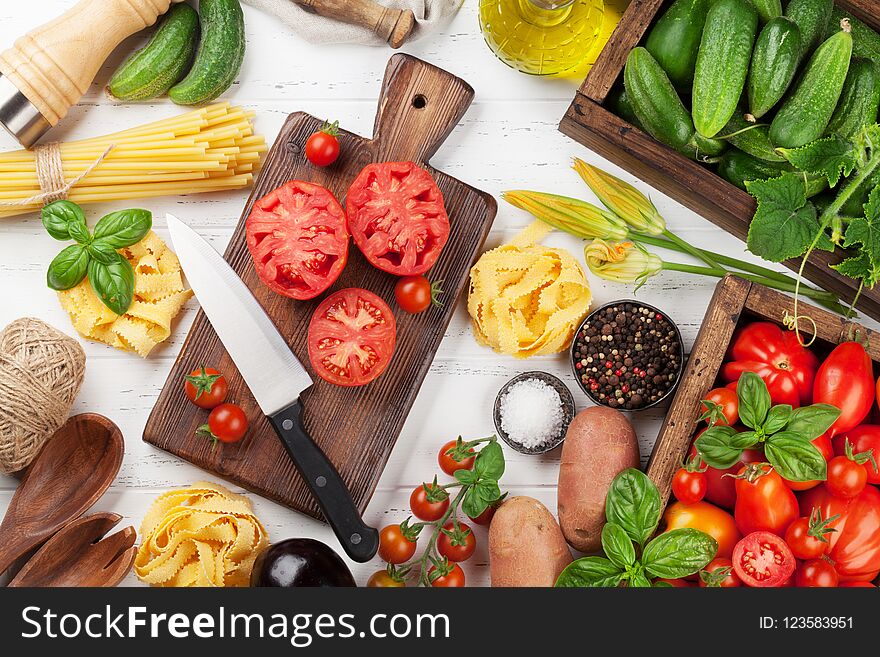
[246,181,349,300]
[732,531,796,587]
[307,288,396,386]
[346,161,450,276]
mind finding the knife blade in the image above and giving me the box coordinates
[166,214,379,563]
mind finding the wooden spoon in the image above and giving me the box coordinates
[8,513,136,587]
[0,413,124,576]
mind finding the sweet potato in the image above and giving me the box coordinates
[557,406,640,552]
[489,496,572,587]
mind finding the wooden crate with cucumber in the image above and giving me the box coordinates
[560,0,880,320]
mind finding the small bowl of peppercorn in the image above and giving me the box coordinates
[570,300,684,411]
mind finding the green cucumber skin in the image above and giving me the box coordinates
[751,0,782,23]
[826,59,880,140]
[169,0,246,106]
[692,0,759,138]
[747,17,802,118]
[691,132,728,157]
[717,113,785,162]
[718,149,826,196]
[108,4,199,101]
[606,85,644,129]
[644,0,711,88]
[769,27,853,149]
[827,8,880,62]
[785,0,834,59]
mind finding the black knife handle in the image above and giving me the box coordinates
[268,400,379,563]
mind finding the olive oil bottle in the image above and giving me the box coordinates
[479,0,605,76]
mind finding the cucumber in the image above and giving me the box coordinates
[108,4,199,101]
[692,132,728,157]
[169,0,246,106]
[747,17,802,118]
[826,59,880,140]
[692,0,759,138]
[606,85,643,129]
[827,8,880,62]
[840,169,880,216]
[718,149,827,196]
[717,112,785,162]
[769,22,853,149]
[785,0,833,59]
[644,0,710,89]
[751,0,782,23]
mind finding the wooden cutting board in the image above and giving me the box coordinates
[144,54,497,520]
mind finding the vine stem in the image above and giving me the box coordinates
[411,487,468,587]
[659,228,723,270]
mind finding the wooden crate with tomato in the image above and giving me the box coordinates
[647,275,880,586]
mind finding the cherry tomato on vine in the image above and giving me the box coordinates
[410,483,449,521]
[367,570,405,588]
[437,521,476,563]
[468,504,496,526]
[796,559,839,588]
[198,403,248,443]
[395,276,442,314]
[828,456,868,499]
[305,120,340,167]
[437,439,475,476]
[672,467,707,505]
[699,557,742,587]
[700,387,739,426]
[429,562,465,587]
[184,366,228,409]
[835,425,880,484]
[378,524,417,564]
[785,509,837,560]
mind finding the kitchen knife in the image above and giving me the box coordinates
[166,213,379,563]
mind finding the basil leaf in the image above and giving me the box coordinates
[461,479,501,519]
[765,432,828,482]
[88,239,120,265]
[42,200,86,241]
[604,468,661,547]
[695,425,742,469]
[627,570,653,588]
[764,405,793,434]
[93,209,152,248]
[87,254,134,315]
[642,528,718,579]
[787,404,841,440]
[47,244,90,290]
[601,523,636,569]
[730,430,760,449]
[653,580,674,588]
[473,440,504,481]
[555,557,624,588]
[454,469,477,485]
[736,372,771,429]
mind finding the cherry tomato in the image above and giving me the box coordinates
[721,322,819,407]
[305,120,340,167]
[827,455,868,498]
[840,581,875,587]
[201,403,248,443]
[430,562,465,587]
[785,510,836,560]
[689,437,762,510]
[184,367,228,409]
[395,276,441,314]
[796,559,839,587]
[410,483,449,521]
[467,502,497,526]
[813,341,875,437]
[734,464,798,536]
[835,425,880,484]
[663,500,741,559]
[367,570,405,588]
[699,557,742,587]
[783,432,833,491]
[732,531,797,587]
[671,468,706,505]
[378,524,417,564]
[700,387,739,426]
[654,578,693,587]
[437,439,475,476]
[437,521,476,562]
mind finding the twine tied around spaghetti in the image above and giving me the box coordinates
[0,141,114,207]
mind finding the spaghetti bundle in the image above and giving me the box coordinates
[0,103,266,218]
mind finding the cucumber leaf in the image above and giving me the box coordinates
[833,185,880,286]
[778,135,857,187]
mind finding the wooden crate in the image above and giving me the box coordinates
[559,0,880,321]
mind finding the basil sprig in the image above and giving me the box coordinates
[695,372,838,482]
[42,200,151,316]
[454,440,505,519]
[555,469,717,588]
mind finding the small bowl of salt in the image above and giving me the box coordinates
[493,371,576,455]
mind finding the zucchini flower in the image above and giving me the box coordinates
[573,158,666,236]
[585,239,663,284]
[503,190,629,241]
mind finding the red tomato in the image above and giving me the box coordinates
[699,557,742,587]
[663,501,741,559]
[827,455,868,498]
[689,438,762,510]
[395,276,440,314]
[246,181,348,300]
[732,531,797,587]
[305,121,340,167]
[671,468,707,505]
[367,570,405,587]
[799,485,880,581]
[409,483,449,522]
[701,387,739,426]
[437,521,476,562]
[203,403,248,443]
[835,425,880,484]
[437,439,475,476]
[840,581,875,587]
[184,366,228,409]
[813,342,875,437]
[655,578,692,587]
[378,524,417,564]
[346,161,450,276]
[721,322,819,407]
[796,559,839,587]
[734,464,799,536]
[783,432,833,491]
[785,512,834,560]
[467,504,496,526]
[307,288,397,387]
[430,562,465,587]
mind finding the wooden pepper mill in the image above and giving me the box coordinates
[0,0,183,147]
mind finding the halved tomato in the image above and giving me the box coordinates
[246,181,349,300]
[732,531,796,587]
[307,288,396,387]
[346,161,450,276]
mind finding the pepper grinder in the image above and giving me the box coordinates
[0,0,183,147]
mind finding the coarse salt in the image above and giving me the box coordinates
[499,378,564,449]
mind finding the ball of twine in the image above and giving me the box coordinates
[0,318,86,474]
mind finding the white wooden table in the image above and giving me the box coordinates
[1,1,859,587]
